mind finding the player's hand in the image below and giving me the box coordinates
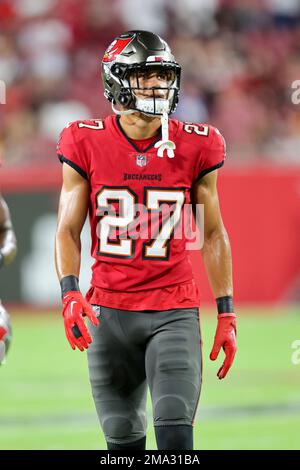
[210,313,237,380]
[62,291,99,351]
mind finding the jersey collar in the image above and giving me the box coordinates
[115,115,162,153]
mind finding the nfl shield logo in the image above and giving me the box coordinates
[136,154,147,167]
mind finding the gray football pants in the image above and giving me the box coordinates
[87,306,202,445]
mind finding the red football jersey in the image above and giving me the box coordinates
[57,115,225,310]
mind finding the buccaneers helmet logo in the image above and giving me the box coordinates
[103,37,133,63]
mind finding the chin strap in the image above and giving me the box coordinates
[112,101,135,115]
[154,112,176,158]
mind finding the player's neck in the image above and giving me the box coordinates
[119,113,161,140]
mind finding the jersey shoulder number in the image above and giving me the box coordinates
[76,119,105,130]
[182,122,225,151]
[183,122,209,137]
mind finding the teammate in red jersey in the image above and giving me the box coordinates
[55,30,237,450]
[0,194,17,365]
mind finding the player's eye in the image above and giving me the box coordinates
[157,72,167,80]
[129,68,176,84]
[166,70,176,82]
[156,69,176,82]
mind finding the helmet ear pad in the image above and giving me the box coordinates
[115,88,132,107]
[108,63,133,107]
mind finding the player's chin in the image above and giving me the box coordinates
[131,110,158,122]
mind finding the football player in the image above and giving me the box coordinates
[0,194,17,364]
[55,30,237,450]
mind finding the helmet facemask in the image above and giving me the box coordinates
[106,62,181,117]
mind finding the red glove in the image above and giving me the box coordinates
[210,313,237,380]
[62,291,99,351]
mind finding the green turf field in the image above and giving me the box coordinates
[0,306,299,450]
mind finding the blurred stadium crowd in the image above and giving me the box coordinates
[0,0,300,167]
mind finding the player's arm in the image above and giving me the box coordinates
[0,195,17,268]
[55,163,89,280]
[55,164,99,351]
[192,170,237,379]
